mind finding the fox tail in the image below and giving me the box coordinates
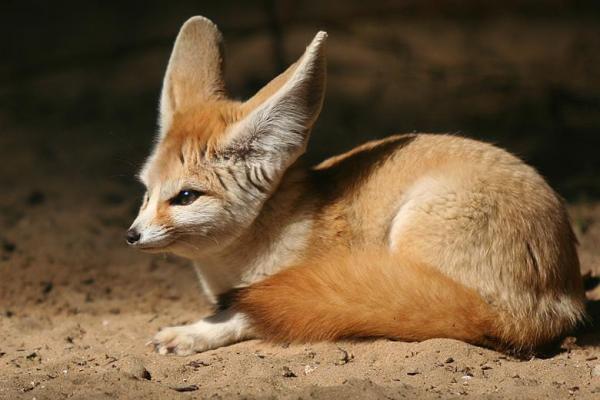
[234,250,584,353]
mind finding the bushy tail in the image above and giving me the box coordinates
[235,250,505,350]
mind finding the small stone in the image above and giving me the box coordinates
[592,364,600,377]
[335,347,354,365]
[120,357,151,380]
[406,368,420,376]
[282,366,296,377]
[170,384,198,392]
[445,357,454,364]
[187,360,210,368]
[304,365,317,374]
[21,381,38,393]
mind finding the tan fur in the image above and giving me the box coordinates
[162,101,243,158]
[130,17,587,356]
[160,16,226,120]
[242,62,300,114]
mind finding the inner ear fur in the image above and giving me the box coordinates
[218,31,328,167]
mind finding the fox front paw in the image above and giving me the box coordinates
[151,325,207,356]
[150,312,253,356]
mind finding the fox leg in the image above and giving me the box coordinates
[152,309,255,356]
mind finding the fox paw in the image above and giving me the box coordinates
[151,325,204,356]
[150,313,251,356]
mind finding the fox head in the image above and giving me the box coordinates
[127,16,327,257]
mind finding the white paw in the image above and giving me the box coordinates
[151,325,205,356]
[150,312,252,356]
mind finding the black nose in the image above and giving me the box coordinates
[126,229,141,244]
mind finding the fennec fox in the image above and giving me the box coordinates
[127,16,586,356]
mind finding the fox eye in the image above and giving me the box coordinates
[170,189,202,206]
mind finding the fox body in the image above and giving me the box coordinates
[127,16,586,356]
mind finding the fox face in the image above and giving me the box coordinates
[127,17,327,258]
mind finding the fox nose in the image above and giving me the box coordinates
[126,229,141,244]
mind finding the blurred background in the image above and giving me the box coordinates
[1,0,599,202]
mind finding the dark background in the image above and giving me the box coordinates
[1,0,600,200]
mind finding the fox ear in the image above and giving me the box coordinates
[219,31,327,176]
[159,16,226,132]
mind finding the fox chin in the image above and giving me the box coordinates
[126,15,586,357]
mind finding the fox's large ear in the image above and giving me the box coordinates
[219,31,327,176]
[159,16,226,132]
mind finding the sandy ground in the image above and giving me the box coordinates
[0,126,599,400]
